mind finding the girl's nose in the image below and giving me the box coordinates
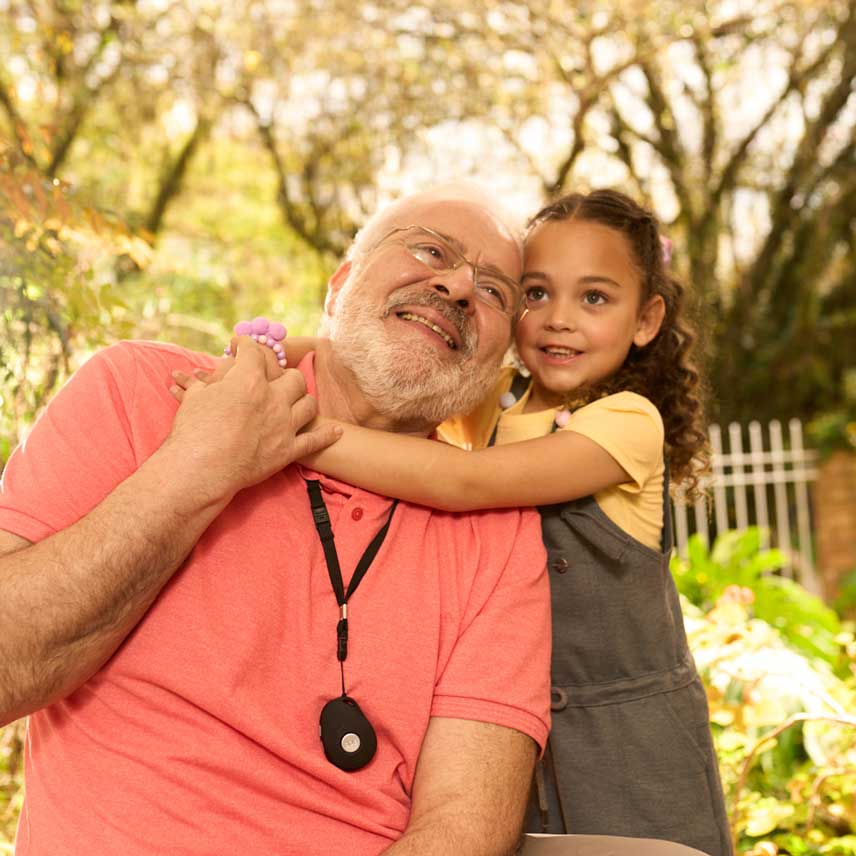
[544,305,574,331]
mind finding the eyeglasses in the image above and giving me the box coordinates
[371,225,523,318]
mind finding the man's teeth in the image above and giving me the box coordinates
[398,312,456,349]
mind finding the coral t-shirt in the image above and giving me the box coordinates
[0,341,550,856]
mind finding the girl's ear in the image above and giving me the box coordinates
[324,261,352,317]
[634,294,666,348]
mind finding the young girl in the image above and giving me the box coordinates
[175,190,731,855]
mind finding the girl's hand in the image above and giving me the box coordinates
[169,336,284,402]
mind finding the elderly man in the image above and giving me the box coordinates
[0,185,553,855]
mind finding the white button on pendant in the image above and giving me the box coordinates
[341,733,361,753]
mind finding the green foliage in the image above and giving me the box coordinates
[0,137,329,462]
[0,721,23,849]
[687,592,856,855]
[807,411,856,459]
[672,529,846,671]
[0,147,149,464]
[832,570,856,616]
[807,371,856,459]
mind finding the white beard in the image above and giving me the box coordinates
[329,284,502,426]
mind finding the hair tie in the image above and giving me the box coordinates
[659,235,673,266]
[225,317,287,368]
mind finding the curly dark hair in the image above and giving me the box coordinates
[528,189,709,496]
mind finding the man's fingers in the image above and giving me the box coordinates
[261,344,283,381]
[291,423,343,460]
[230,336,268,375]
[288,393,318,430]
[273,367,308,403]
[229,336,284,382]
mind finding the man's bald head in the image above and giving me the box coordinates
[348,181,524,266]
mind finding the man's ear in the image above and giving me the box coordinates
[634,294,666,348]
[324,261,352,317]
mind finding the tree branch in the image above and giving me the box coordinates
[496,123,548,186]
[689,33,717,188]
[712,35,839,207]
[47,58,125,177]
[606,103,649,199]
[742,5,856,300]
[144,116,211,238]
[246,100,340,257]
[0,76,39,169]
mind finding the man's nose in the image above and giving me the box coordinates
[430,264,477,314]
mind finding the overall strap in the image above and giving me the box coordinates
[661,459,674,553]
[487,372,531,448]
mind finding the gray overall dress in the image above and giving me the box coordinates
[494,377,732,856]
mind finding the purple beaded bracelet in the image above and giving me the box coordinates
[225,316,287,368]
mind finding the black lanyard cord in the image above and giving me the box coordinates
[306,480,398,693]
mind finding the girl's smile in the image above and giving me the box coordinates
[518,218,664,413]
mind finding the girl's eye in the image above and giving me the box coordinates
[524,286,548,304]
[583,290,608,306]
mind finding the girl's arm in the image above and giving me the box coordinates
[227,335,320,373]
[283,336,320,365]
[196,336,322,384]
[301,421,630,511]
[171,337,631,510]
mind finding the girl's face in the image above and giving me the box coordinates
[518,218,665,411]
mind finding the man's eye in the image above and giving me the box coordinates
[476,280,508,310]
[584,290,608,305]
[411,243,449,268]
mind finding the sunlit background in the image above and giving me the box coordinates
[1,1,855,852]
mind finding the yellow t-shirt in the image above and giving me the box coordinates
[439,367,665,550]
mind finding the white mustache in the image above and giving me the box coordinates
[384,290,476,357]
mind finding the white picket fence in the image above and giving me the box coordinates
[672,419,821,594]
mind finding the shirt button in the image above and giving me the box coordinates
[551,557,568,574]
[351,508,364,521]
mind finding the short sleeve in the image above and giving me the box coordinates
[562,392,663,494]
[0,340,215,543]
[430,508,551,750]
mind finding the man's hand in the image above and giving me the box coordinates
[164,337,341,502]
[170,334,285,394]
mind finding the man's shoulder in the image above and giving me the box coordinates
[70,339,219,404]
[432,504,545,563]
[88,339,218,376]
[56,340,220,438]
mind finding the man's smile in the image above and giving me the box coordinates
[395,310,459,349]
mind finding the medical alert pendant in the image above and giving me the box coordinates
[320,695,377,771]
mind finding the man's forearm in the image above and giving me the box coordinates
[382,718,534,856]
[383,819,522,856]
[0,442,233,726]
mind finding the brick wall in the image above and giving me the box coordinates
[814,451,856,606]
